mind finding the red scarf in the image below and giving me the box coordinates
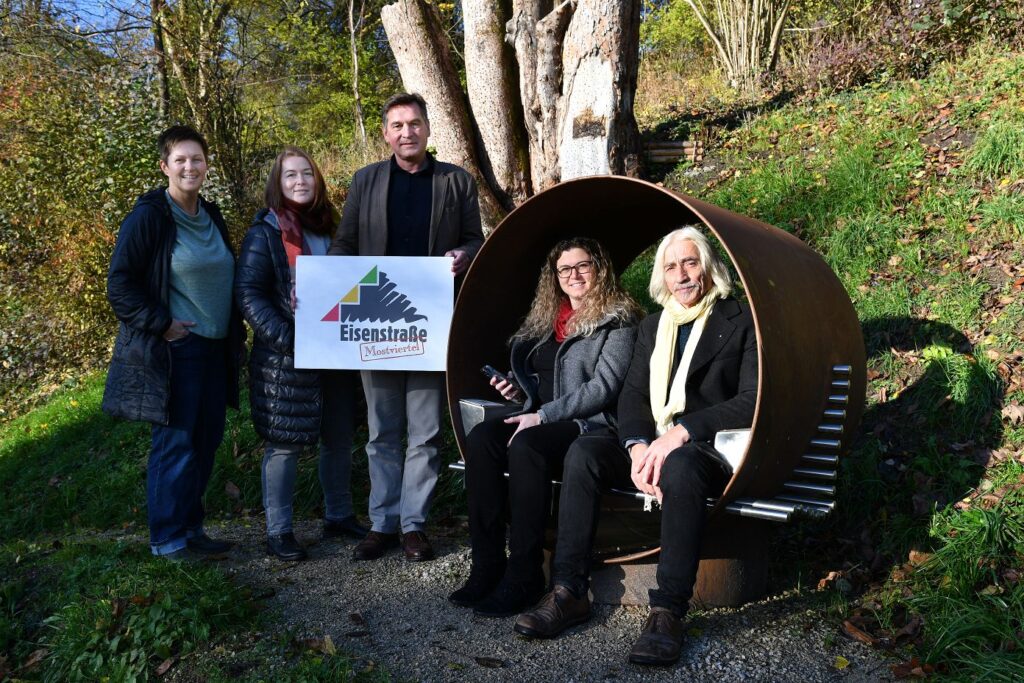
[554,298,575,342]
[274,199,334,271]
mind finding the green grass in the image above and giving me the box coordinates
[663,43,1024,678]
[0,540,384,681]
[1,540,257,681]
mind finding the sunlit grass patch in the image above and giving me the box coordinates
[965,121,1024,181]
[1,540,258,680]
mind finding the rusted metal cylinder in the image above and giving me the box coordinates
[446,176,866,606]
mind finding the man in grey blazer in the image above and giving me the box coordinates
[328,92,484,562]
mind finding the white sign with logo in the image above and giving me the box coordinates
[294,255,453,371]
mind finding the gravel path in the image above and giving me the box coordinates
[187,519,893,682]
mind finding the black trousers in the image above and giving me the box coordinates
[464,416,583,583]
[551,430,729,617]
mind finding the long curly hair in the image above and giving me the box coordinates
[512,237,642,341]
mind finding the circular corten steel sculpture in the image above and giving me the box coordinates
[447,176,866,606]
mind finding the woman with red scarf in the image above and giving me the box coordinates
[236,147,368,561]
[450,238,641,617]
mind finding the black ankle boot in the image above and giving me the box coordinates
[266,532,308,561]
[448,562,505,607]
[472,574,546,618]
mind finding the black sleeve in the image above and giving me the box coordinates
[106,204,172,336]
[235,224,293,354]
[328,170,363,256]
[615,314,659,443]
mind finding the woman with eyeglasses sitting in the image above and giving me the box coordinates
[449,237,642,618]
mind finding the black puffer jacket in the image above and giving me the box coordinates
[102,188,242,425]
[235,210,322,444]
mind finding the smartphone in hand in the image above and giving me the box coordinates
[480,365,507,382]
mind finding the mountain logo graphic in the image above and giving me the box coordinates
[321,266,428,324]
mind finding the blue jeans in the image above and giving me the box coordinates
[148,334,227,555]
[262,371,358,535]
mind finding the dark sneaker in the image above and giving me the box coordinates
[322,516,369,540]
[628,607,684,666]
[352,531,400,561]
[472,576,546,618]
[266,532,308,561]
[513,585,591,638]
[448,563,506,607]
[186,533,233,555]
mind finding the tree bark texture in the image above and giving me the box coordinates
[349,0,368,145]
[463,0,531,206]
[558,0,641,181]
[380,0,505,226]
[150,0,171,121]
[381,0,641,218]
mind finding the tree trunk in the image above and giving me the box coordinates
[150,0,171,122]
[349,0,367,145]
[557,0,641,180]
[533,0,574,190]
[505,0,548,193]
[683,0,793,90]
[380,0,642,220]
[463,0,531,207]
[380,0,505,227]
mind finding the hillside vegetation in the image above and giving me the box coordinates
[2,41,1023,681]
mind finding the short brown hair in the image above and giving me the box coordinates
[158,125,209,163]
[381,92,428,127]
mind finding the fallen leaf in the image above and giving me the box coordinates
[22,649,47,671]
[895,616,922,642]
[834,655,851,670]
[843,619,878,646]
[908,550,933,566]
[818,570,843,591]
[225,481,241,500]
[1002,403,1024,425]
[296,637,335,655]
[474,657,504,668]
[155,656,177,677]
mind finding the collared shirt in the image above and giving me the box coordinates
[386,155,433,257]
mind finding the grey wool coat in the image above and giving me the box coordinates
[509,314,638,431]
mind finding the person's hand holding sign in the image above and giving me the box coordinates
[446,248,469,275]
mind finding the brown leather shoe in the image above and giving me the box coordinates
[628,607,684,666]
[352,531,399,561]
[513,585,590,638]
[400,530,435,562]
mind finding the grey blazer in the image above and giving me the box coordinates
[327,155,484,263]
[509,315,638,431]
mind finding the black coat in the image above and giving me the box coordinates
[616,297,758,444]
[235,210,323,444]
[102,188,242,425]
[326,154,484,292]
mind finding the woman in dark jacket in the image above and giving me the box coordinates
[235,146,366,561]
[103,125,242,560]
[449,238,642,617]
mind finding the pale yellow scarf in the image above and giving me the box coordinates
[649,294,718,435]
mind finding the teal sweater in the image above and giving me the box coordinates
[167,191,234,339]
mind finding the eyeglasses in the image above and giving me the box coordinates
[556,260,594,279]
